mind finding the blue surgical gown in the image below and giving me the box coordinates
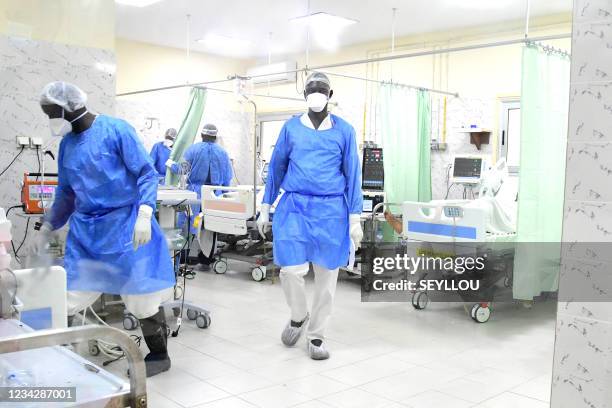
[263,114,363,269]
[47,115,175,294]
[170,141,233,211]
[150,141,171,181]
[170,141,232,231]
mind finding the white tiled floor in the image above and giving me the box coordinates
[96,263,556,407]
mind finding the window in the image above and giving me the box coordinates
[258,113,298,162]
[498,100,521,174]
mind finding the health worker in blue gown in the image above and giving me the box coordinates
[166,124,233,270]
[257,72,363,361]
[149,128,177,183]
[36,81,174,377]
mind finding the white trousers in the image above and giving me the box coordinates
[67,288,173,320]
[280,263,339,341]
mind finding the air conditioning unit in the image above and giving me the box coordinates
[247,61,297,86]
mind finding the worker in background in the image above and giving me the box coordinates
[149,128,177,183]
[166,124,233,271]
[35,81,175,377]
[257,72,363,360]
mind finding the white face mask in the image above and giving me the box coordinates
[306,92,329,113]
[163,139,174,148]
[49,109,87,137]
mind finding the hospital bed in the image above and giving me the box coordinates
[401,198,516,321]
[377,159,518,322]
[200,185,274,281]
[407,159,516,322]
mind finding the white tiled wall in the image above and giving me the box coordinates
[551,1,612,406]
[116,90,255,187]
[0,35,115,261]
[430,97,495,199]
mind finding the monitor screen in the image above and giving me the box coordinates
[362,147,384,191]
[453,157,483,180]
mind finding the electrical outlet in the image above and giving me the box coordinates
[430,141,447,151]
[16,136,30,147]
[30,137,43,147]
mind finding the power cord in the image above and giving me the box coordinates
[444,163,455,200]
[5,205,23,217]
[0,147,25,178]
[35,147,41,180]
[171,204,193,338]
[445,163,452,191]
[444,183,456,200]
[82,306,143,367]
[12,218,30,263]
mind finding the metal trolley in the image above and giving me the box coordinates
[0,320,148,407]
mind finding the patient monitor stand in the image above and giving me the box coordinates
[156,188,212,329]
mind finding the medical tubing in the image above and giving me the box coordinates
[85,306,143,363]
[86,307,126,359]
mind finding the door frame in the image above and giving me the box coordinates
[498,98,521,174]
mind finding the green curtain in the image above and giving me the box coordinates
[378,84,432,207]
[165,87,207,186]
[416,90,432,201]
[513,45,570,300]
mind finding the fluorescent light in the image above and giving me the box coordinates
[290,12,357,51]
[290,12,357,28]
[115,0,162,7]
[197,34,251,50]
[446,0,513,9]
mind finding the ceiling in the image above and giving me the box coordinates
[115,0,572,59]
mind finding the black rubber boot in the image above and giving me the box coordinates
[138,308,171,377]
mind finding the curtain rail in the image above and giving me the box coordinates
[116,33,571,97]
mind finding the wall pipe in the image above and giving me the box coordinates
[116,33,571,98]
